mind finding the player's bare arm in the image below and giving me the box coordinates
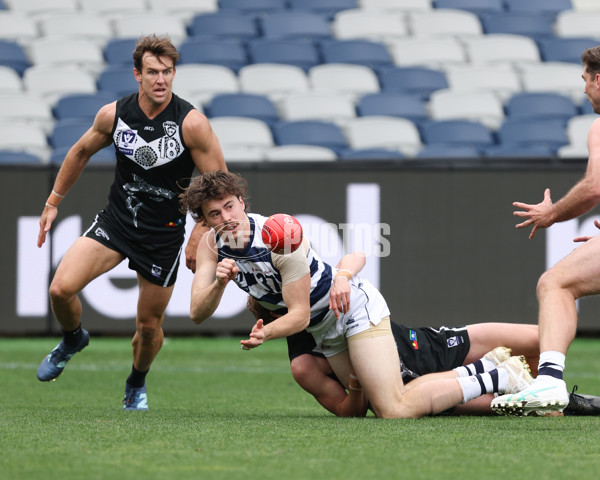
[37,102,116,248]
[241,274,311,349]
[514,118,600,239]
[190,232,237,323]
[329,251,366,318]
[181,109,227,270]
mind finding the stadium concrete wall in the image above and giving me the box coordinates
[3,161,600,336]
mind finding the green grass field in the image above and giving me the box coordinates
[1,336,600,480]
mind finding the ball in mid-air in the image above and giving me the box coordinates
[262,214,303,254]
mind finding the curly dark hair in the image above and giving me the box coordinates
[132,34,180,72]
[179,170,250,221]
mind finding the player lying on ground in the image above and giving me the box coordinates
[248,292,600,417]
[181,171,540,419]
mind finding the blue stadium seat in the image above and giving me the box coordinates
[0,150,42,165]
[378,67,448,100]
[247,39,321,71]
[273,120,348,152]
[416,144,482,159]
[482,12,554,39]
[97,66,139,97]
[357,93,428,125]
[218,0,287,16]
[179,38,248,72]
[421,120,495,150]
[505,93,578,125]
[433,0,504,16]
[339,148,404,160]
[537,37,598,64]
[498,119,569,153]
[504,0,573,19]
[288,0,358,19]
[50,145,115,164]
[103,38,137,66]
[320,39,393,70]
[484,143,554,159]
[0,40,29,76]
[53,92,118,121]
[581,98,595,115]
[207,93,279,125]
[260,12,332,40]
[49,119,93,149]
[187,12,259,39]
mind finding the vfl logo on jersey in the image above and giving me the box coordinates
[116,129,137,155]
[447,335,463,348]
[151,264,162,278]
[410,330,419,350]
[94,227,110,241]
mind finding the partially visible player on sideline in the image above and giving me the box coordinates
[36,34,226,410]
[180,170,535,419]
[492,46,600,416]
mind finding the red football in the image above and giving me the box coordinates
[262,214,303,254]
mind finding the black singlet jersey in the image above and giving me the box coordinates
[105,93,196,242]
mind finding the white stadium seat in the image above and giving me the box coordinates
[332,9,408,42]
[429,89,505,130]
[265,145,338,162]
[344,115,422,155]
[389,37,468,68]
[407,9,483,38]
[239,64,310,103]
[174,64,240,106]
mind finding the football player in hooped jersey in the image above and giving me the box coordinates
[181,171,538,419]
[36,35,226,410]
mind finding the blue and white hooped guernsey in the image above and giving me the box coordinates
[216,213,333,327]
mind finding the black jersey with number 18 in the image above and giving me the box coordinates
[105,93,196,241]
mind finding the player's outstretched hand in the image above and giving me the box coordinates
[573,219,600,243]
[241,319,265,350]
[513,188,554,239]
[329,276,350,319]
[38,205,59,248]
[216,258,238,285]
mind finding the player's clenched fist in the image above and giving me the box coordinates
[215,258,239,285]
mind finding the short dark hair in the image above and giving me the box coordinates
[582,46,600,78]
[132,34,180,72]
[179,170,249,221]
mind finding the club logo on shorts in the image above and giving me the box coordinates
[151,264,162,278]
[94,227,110,241]
[447,335,463,348]
[410,330,419,350]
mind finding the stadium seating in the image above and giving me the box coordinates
[179,38,248,72]
[388,37,468,69]
[420,120,495,150]
[504,0,573,19]
[463,34,541,66]
[444,64,522,102]
[239,63,310,102]
[0,12,38,44]
[484,143,555,159]
[0,150,43,165]
[174,64,239,104]
[97,66,139,98]
[281,92,356,125]
[429,90,505,130]
[247,39,321,71]
[207,93,279,125]
[558,114,596,158]
[260,12,332,40]
[209,117,275,151]
[505,92,579,125]
[432,0,503,16]
[378,66,448,99]
[519,62,585,103]
[0,92,54,133]
[187,12,259,39]
[358,0,433,11]
[415,144,482,159]
[497,119,570,153]
[103,38,137,66]
[537,37,598,64]
[28,37,105,74]
[147,0,218,20]
[339,148,404,160]
[272,120,349,152]
[0,122,50,161]
[23,66,97,104]
[218,0,287,16]
[49,145,116,165]
[113,15,187,45]
[309,63,380,100]
[554,11,600,38]
[38,14,114,45]
[357,93,428,124]
[264,145,338,162]
[570,0,600,11]
[49,118,93,149]
[78,0,147,17]
[0,40,29,75]
[288,0,358,19]
[407,9,483,37]
[53,92,118,121]
[0,65,22,92]
[331,9,408,41]
[320,39,394,69]
[481,12,555,39]
[6,0,78,16]
[344,116,422,155]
